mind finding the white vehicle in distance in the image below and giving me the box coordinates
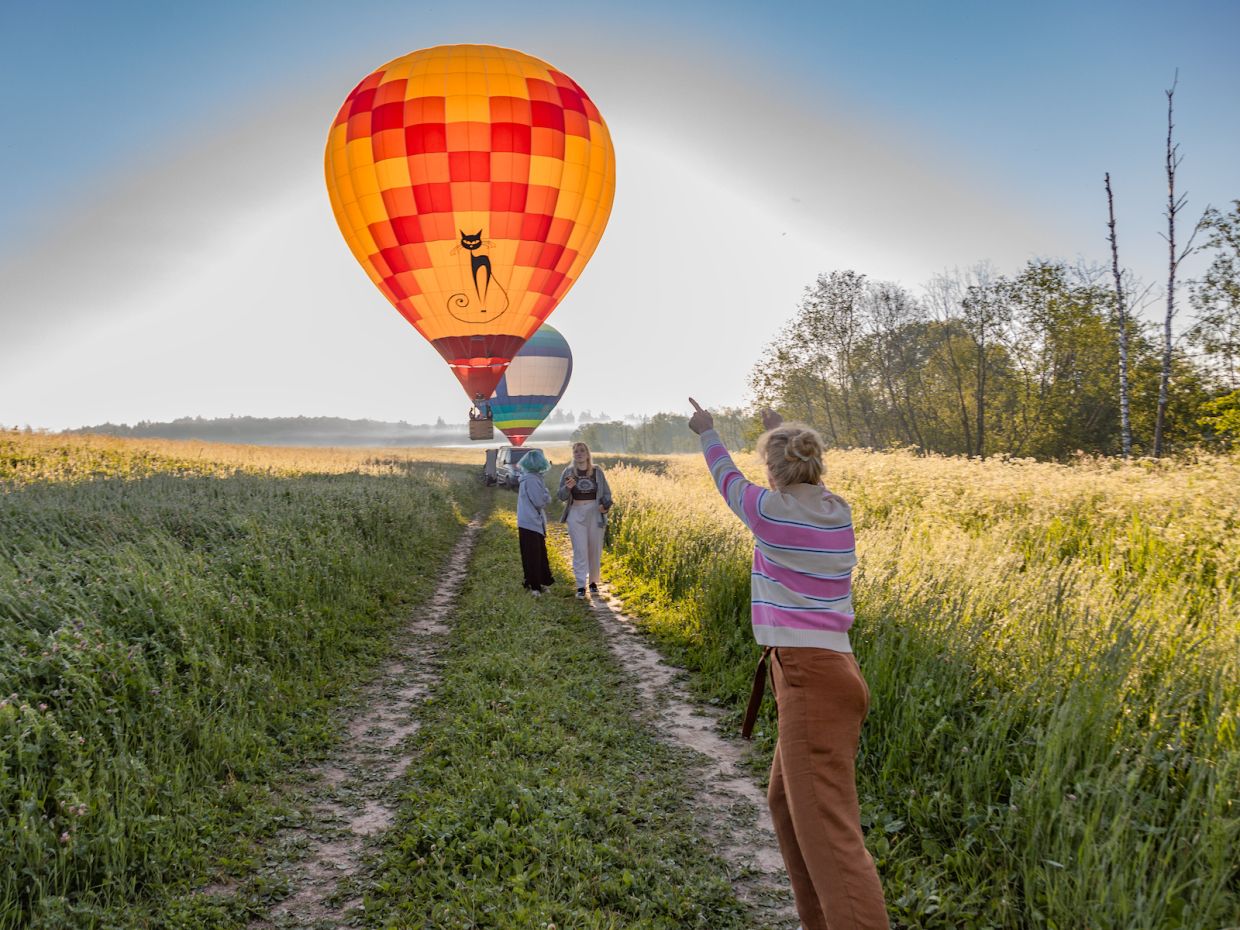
[490,446,544,490]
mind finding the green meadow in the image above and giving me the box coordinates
[2,431,1237,929]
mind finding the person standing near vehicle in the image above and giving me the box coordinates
[687,398,889,930]
[515,449,554,595]
[557,441,612,598]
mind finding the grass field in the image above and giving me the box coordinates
[0,432,481,929]
[4,430,1237,928]
[602,447,1240,929]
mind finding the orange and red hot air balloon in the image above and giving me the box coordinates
[324,44,616,403]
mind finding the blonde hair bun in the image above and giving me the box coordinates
[759,423,825,488]
[786,430,823,464]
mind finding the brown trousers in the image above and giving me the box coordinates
[769,647,890,930]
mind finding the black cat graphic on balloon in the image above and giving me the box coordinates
[448,230,509,320]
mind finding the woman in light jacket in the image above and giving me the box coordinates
[516,449,554,595]
[557,441,612,598]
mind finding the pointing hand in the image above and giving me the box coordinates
[688,397,714,435]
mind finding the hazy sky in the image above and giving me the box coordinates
[2,0,1238,431]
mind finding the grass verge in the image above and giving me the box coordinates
[1,440,480,929]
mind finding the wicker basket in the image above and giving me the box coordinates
[469,417,494,440]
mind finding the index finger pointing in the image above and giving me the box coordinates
[689,397,704,413]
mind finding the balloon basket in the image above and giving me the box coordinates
[469,417,495,441]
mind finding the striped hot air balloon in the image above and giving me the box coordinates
[324,44,615,403]
[489,324,572,446]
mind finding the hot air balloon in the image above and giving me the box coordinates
[324,44,615,407]
[489,323,572,446]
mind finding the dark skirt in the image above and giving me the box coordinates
[518,526,554,590]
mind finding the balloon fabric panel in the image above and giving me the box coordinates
[502,356,571,397]
[324,45,615,401]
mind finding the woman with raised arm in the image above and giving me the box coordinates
[687,398,889,930]
[557,441,612,598]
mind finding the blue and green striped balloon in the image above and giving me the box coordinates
[489,324,573,446]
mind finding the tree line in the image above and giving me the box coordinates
[751,243,1236,459]
[577,199,1239,460]
[574,409,754,454]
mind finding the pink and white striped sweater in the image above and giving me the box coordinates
[701,429,856,652]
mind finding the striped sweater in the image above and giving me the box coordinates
[701,429,857,652]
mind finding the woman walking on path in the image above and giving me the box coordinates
[516,449,555,595]
[687,398,890,930]
[557,441,612,599]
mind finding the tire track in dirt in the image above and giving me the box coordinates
[552,528,798,929]
[234,513,484,929]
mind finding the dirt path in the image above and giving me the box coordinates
[552,528,799,930]
[198,511,793,928]
[239,514,483,929]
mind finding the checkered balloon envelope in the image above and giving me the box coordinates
[324,44,616,404]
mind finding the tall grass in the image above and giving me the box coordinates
[603,448,1240,930]
[0,430,485,487]
[0,433,477,929]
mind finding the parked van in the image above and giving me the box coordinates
[493,446,543,489]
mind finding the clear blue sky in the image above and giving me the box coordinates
[4,0,1236,242]
[2,0,1238,429]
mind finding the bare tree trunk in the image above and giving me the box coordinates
[852,360,881,448]
[815,372,840,445]
[927,274,977,456]
[903,386,926,449]
[1155,72,1199,456]
[797,381,816,431]
[836,370,857,444]
[1105,172,1133,458]
[975,341,986,458]
[944,340,975,457]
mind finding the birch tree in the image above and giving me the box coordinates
[1105,173,1134,457]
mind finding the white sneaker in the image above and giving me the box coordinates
[576,588,586,599]
[530,589,542,597]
